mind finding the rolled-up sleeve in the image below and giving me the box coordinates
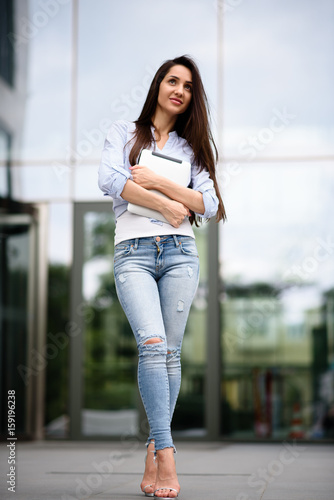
[191,164,219,219]
[98,121,131,199]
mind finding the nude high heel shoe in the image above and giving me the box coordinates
[141,442,156,497]
[154,449,179,499]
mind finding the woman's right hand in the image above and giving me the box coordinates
[161,199,191,227]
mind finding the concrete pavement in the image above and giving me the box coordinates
[1,440,333,500]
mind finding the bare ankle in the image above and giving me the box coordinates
[156,448,173,459]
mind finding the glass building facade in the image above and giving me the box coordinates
[1,0,334,442]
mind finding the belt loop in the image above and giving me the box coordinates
[173,235,180,247]
[134,238,139,250]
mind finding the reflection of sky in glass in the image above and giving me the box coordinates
[14,0,333,166]
[0,129,9,162]
[281,286,323,326]
[10,0,333,272]
[74,165,107,200]
[76,0,217,158]
[0,131,9,196]
[220,162,334,290]
[11,165,71,201]
[20,0,72,159]
[48,203,72,264]
[0,167,7,197]
[222,0,334,156]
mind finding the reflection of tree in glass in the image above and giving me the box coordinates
[85,212,115,260]
[46,264,70,427]
[84,215,138,411]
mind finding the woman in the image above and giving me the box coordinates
[99,55,226,499]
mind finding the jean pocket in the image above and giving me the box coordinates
[113,243,134,262]
[179,239,199,257]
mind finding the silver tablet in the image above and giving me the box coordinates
[127,149,191,223]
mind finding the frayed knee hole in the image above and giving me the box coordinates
[144,338,164,345]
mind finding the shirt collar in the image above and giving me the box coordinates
[151,125,178,139]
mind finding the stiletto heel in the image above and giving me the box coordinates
[141,442,157,497]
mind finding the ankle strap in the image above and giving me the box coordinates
[145,439,155,448]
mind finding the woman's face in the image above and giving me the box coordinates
[156,65,193,116]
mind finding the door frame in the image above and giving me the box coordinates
[0,204,48,440]
[69,202,221,440]
[69,202,114,439]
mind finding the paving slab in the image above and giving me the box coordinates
[0,440,333,500]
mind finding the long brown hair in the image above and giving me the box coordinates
[128,55,226,224]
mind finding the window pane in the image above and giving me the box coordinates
[16,0,72,160]
[0,128,10,196]
[11,165,71,201]
[81,211,138,436]
[0,0,14,85]
[74,165,104,201]
[45,203,71,438]
[76,0,217,160]
[222,0,334,157]
[0,217,32,436]
[173,225,208,437]
[79,211,209,437]
[220,162,334,439]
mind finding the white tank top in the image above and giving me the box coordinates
[114,210,195,246]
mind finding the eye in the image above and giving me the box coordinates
[185,84,192,92]
[168,78,176,85]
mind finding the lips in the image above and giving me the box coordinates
[170,97,182,105]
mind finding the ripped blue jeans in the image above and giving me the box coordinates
[113,235,200,451]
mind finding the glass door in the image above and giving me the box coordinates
[0,214,34,437]
[82,208,139,437]
[69,202,210,439]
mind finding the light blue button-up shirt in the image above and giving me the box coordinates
[98,120,219,219]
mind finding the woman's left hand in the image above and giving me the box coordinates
[130,165,160,190]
